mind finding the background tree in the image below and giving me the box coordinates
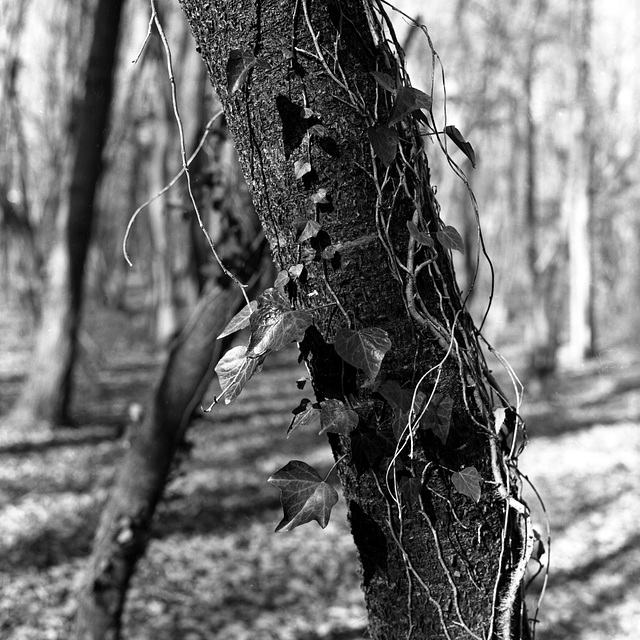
[564,0,595,363]
[179,1,532,638]
[75,120,270,639]
[4,0,124,434]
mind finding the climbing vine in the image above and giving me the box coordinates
[136,0,550,638]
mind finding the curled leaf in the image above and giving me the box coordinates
[445,125,476,168]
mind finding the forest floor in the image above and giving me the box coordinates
[1,299,640,640]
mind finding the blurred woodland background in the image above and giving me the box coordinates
[1,0,640,638]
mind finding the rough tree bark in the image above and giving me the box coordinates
[4,0,124,434]
[74,126,269,639]
[179,1,532,639]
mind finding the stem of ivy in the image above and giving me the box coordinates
[323,453,348,482]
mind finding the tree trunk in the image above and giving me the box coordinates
[565,0,595,362]
[4,0,124,434]
[75,118,268,638]
[522,0,558,378]
[179,1,531,638]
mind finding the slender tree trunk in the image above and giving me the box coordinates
[522,0,557,377]
[179,1,531,638]
[4,0,124,434]
[565,0,595,362]
[75,120,268,638]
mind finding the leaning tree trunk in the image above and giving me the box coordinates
[74,124,269,639]
[5,0,124,433]
[179,1,532,639]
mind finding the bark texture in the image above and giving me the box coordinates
[6,0,124,432]
[179,1,530,638]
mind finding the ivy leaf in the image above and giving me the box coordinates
[294,159,312,179]
[422,393,453,444]
[334,327,391,381]
[218,301,258,339]
[311,188,329,204]
[388,86,432,127]
[321,245,337,260]
[367,126,398,167]
[288,263,305,279]
[287,399,321,437]
[451,466,482,503]
[308,123,327,137]
[407,220,435,247]
[378,379,412,413]
[274,270,290,292]
[437,225,465,254]
[378,380,430,440]
[445,125,476,168]
[370,71,396,93]
[246,288,313,357]
[319,399,359,435]
[350,428,394,476]
[398,475,422,507]
[268,460,339,532]
[226,49,257,95]
[214,345,264,404]
[298,220,322,243]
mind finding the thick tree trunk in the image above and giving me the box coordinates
[179,1,531,638]
[5,0,124,434]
